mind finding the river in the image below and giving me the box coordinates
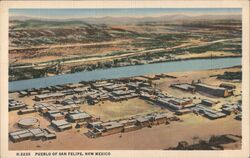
[9,57,241,91]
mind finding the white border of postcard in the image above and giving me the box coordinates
[0,1,249,158]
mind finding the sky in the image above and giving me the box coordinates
[10,8,241,19]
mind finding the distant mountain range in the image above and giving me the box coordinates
[10,14,241,24]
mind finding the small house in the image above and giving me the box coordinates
[51,120,72,132]
[201,99,217,107]
[68,112,92,123]
[135,117,150,127]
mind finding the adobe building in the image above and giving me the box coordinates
[34,93,65,101]
[9,98,27,111]
[9,128,56,143]
[135,117,151,127]
[194,83,232,97]
[101,121,124,136]
[170,83,196,93]
[18,108,36,115]
[219,83,236,90]
[68,111,92,123]
[51,120,72,132]
[201,99,217,107]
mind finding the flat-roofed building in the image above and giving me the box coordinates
[34,93,65,101]
[221,104,240,115]
[48,111,65,121]
[18,108,36,115]
[65,83,86,89]
[103,83,127,92]
[119,119,137,127]
[175,108,193,115]
[18,91,28,97]
[156,98,183,110]
[170,83,195,93]
[9,99,27,111]
[91,81,114,89]
[169,98,193,106]
[152,113,168,125]
[34,102,57,113]
[194,83,231,97]
[192,104,227,120]
[110,90,137,101]
[219,83,236,90]
[9,128,56,143]
[68,111,92,123]
[87,121,103,129]
[201,99,217,107]
[101,121,124,136]
[135,117,151,127]
[51,120,72,132]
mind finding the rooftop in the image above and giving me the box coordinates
[35,93,65,99]
[52,120,70,126]
[69,112,91,120]
[195,83,226,91]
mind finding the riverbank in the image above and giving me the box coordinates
[9,57,241,91]
[9,53,241,82]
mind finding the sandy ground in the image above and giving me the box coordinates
[82,98,164,122]
[9,114,241,150]
[8,67,242,150]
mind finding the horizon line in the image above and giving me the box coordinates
[10,8,241,19]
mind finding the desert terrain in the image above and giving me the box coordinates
[9,14,241,81]
[9,67,242,150]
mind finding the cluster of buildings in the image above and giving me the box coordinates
[11,77,241,118]
[175,97,242,120]
[87,112,177,138]
[221,103,242,120]
[34,103,93,131]
[34,102,80,114]
[169,80,242,120]
[13,74,175,107]
[9,128,56,143]
[141,90,228,120]
[140,83,241,120]
[9,74,241,143]
[9,98,27,111]
[171,80,235,98]
[139,87,195,112]
[191,104,227,120]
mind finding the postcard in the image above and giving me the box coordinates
[0,1,249,158]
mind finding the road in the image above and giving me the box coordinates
[10,38,240,69]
